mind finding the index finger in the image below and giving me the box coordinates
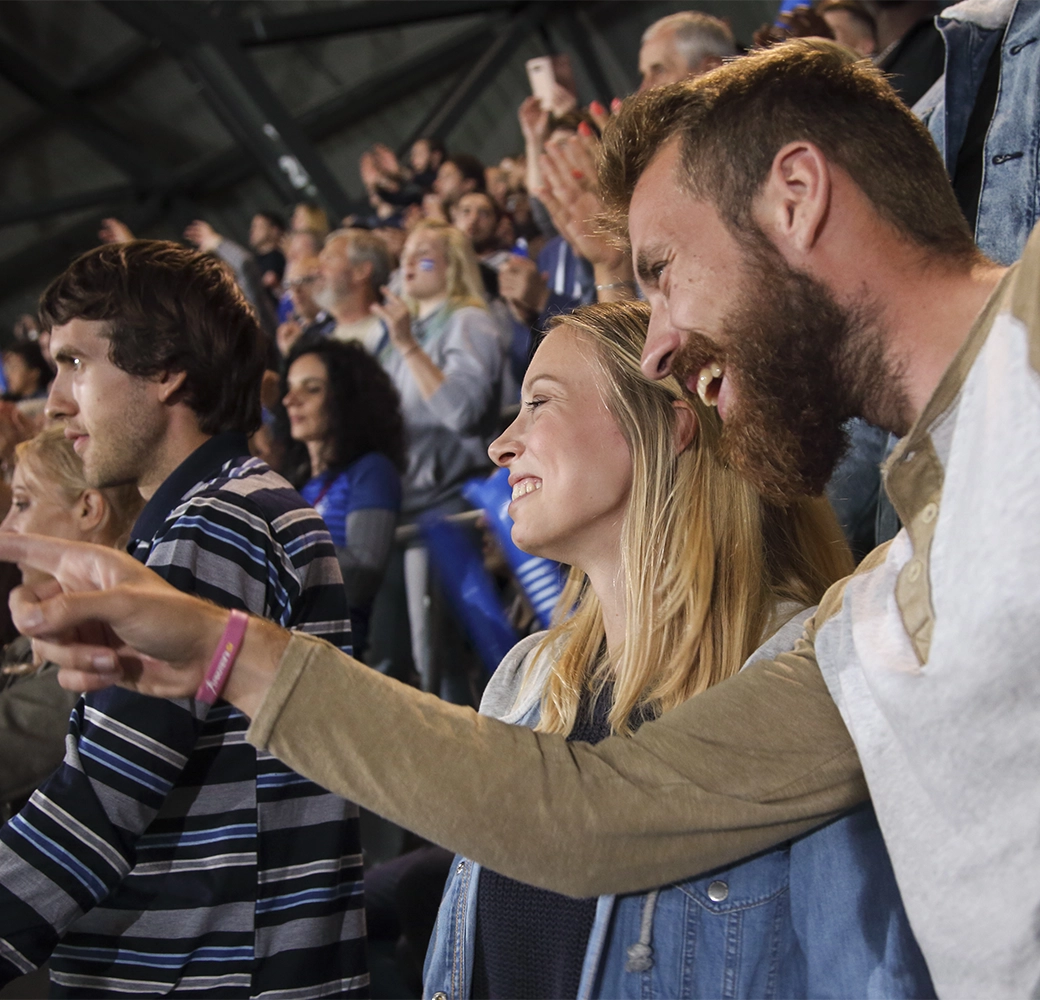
[0,532,74,577]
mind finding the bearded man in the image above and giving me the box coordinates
[314,228,391,353]
[6,40,1039,1000]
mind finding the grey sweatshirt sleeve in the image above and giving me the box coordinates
[423,308,504,434]
[0,661,80,808]
[337,508,397,607]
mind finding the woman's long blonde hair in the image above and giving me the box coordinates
[405,220,487,315]
[533,301,853,736]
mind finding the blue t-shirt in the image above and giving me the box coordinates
[300,451,401,547]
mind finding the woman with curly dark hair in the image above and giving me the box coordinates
[281,338,404,658]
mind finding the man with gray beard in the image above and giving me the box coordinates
[313,228,391,353]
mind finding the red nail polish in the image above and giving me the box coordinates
[577,121,593,137]
[589,100,606,116]
[611,97,622,112]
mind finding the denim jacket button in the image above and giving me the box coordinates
[708,880,729,901]
[433,992,448,1000]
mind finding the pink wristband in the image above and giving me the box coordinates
[195,609,249,705]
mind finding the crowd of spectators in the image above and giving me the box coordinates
[1,1,1038,997]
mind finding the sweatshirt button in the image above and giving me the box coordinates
[708,880,729,901]
[906,560,923,582]
[920,502,938,523]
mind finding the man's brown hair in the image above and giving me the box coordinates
[39,240,267,435]
[600,39,977,262]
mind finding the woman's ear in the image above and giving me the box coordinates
[75,489,108,536]
[672,400,699,454]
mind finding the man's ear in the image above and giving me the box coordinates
[156,369,188,404]
[755,141,832,257]
[672,399,698,454]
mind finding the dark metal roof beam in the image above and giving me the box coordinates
[557,6,614,106]
[169,19,498,199]
[191,40,355,216]
[418,2,550,142]
[105,1,354,219]
[238,0,519,46]
[0,38,156,153]
[69,38,157,94]
[0,34,156,183]
[0,184,137,228]
[0,198,168,304]
[0,19,497,288]
[304,25,497,143]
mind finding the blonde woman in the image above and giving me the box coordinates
[371,219,500,517]
[421,301,932,998]
[0,426,141,819]
[370,220,504,700]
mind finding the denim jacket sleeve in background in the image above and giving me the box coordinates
[422,616,935,1000]
[916,0,1040,266]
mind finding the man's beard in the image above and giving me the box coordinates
[674,240,903,504]
[312,279,343,315]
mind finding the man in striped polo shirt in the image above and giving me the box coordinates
[0,242,367,998]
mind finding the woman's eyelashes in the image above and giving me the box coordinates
[523,396,547,411]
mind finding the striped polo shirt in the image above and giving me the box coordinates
[0,433,368,998]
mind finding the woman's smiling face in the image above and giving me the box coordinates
[488,325,632,572]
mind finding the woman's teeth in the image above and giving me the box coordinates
[511,480,541,501]
[696,363,724,407]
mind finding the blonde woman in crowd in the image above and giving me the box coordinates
[420,300,932,999]
[0,427,141,820]
[370,219,503,701]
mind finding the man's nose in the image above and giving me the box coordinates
[44,375,74,423]
[641,312,682,381]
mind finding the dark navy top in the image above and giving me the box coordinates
[299,452,401,549]
[471,683,627,1000]
[301,452,401,655]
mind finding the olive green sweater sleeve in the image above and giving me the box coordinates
[0,660,81,808]
[247,605,867,898]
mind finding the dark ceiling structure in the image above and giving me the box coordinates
[0,0,776,331]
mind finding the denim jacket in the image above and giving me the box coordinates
[915,0,1040,265]
[423,614,935,1000]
